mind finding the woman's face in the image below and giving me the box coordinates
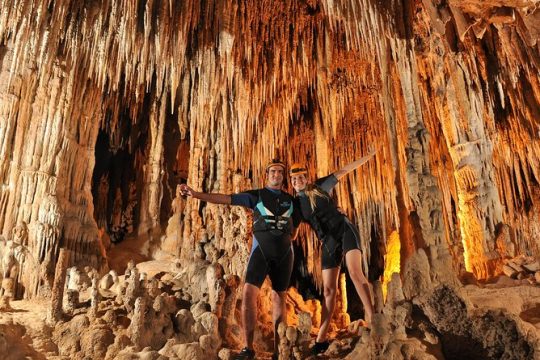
[291,173,308,192]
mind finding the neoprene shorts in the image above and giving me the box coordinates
[321,220,361,270]
[244,244,293,292]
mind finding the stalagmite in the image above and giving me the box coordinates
[65,289,78,315]
[0,291,11,310]
[129,296,147,350]
[277,323,296,360]
[219,274,241,346]
[47,248,69,324]
[89,274,100,318]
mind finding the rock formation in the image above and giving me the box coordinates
[0,0,539,359]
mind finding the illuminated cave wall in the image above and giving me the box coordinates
[0,0,539,298]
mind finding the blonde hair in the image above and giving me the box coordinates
[303,184,329,210]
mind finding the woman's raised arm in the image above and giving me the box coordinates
[333,147,377,180]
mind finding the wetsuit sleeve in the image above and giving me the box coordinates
[315,174,339,193]
[230,190,259,209]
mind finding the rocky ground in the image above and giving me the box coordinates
[1,253,539,359]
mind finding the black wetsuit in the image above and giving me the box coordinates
[231,187,300,292]
[297,174,361,269]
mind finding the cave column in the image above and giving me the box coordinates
[437,57,506,278]
[0,41,104,298]
[0,54,70,298]
[0,44,36,236]
[385,37,457,286]
[180,50,219,259]
[138,96,166,237]
[57,70,103,268]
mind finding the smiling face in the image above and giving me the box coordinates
[266,165,285,188]
[291,173,308,192]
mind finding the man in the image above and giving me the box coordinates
[180,160,299,360]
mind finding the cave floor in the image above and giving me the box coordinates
[1,277,540,359]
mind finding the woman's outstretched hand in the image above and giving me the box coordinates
[367,145,377,157]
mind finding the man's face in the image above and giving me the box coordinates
[266,165,285,187]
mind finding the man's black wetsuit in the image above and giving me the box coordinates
[232,187,300,292]
[297,174,362,269]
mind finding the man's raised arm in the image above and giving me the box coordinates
[179,184,232,205]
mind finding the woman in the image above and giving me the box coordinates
[289,150,376,355]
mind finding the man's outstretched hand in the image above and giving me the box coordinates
[178,184,230,204]
[179,184,195,197]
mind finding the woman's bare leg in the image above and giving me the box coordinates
[316,267,340,342]
[345,249,374,325]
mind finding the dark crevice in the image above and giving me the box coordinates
[160,96,185,224]
[91,77,153,243]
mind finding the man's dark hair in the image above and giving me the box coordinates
[265,159,286,173]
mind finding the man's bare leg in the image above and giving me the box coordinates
[272,290,287,352]
[242,283,259,349]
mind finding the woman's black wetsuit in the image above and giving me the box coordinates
[297,174,362,269]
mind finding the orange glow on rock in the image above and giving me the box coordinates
[383,230,401,300]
